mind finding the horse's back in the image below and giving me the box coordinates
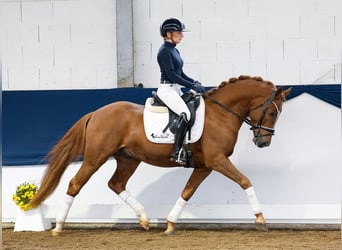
[96,101,144,115]
[86,101,144,141]
[84,100,167,162]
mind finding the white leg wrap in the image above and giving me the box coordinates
[56,194,74,223]
[245,187,262,214]
[167,197,187,223]
[119,190,145,216]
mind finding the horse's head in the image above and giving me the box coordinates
[206,76,291,148]
[248,86,291,148]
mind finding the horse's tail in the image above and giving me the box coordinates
[29,112,93,208]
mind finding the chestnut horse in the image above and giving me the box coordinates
[29,75,291,235]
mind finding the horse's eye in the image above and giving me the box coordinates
[269,112,276,117]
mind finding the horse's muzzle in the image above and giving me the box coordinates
[253,136,271,148]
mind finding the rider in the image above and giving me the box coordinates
[157,18,206,165]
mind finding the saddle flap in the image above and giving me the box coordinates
[143,96,205,144]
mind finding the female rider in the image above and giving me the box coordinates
[157,18,205,166]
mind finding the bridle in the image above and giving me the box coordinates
[204,90,280,137]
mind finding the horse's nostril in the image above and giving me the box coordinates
[256,139,271,148]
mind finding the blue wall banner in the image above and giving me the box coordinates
[2,85,341,166]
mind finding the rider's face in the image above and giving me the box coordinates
[166,31,183,44]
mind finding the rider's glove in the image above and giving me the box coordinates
[192,81,206,93]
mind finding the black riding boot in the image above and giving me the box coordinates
[170,113,189,165]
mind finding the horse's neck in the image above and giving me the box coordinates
[210,84,256,116]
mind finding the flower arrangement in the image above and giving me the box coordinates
[12,182,38,211]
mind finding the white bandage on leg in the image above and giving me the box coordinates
[119,190,145,216]
[56,194,74,223]
[245,186,262,214]
[167,197,187,223]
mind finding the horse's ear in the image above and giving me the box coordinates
[275,86,283,97]
[282,87,292,98]
[275,87,291,101]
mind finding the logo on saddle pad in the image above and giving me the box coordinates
[143,92,205,144]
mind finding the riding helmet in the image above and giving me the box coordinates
[160,18,188,37]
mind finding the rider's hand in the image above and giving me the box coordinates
[192,81,206,93]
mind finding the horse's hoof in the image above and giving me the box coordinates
[255,222,268,232]
[51,229,62,236]
[163,230,175,236]
[139,220,149,231]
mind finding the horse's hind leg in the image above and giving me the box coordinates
[52,158,106,236]
[107,157,149,230]
[165,168,212,234]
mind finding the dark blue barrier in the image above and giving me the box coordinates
[2,85,340,166]
[3,88,155,166]
[283,84,341,108]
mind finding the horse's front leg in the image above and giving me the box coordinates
[210,156,268,231]
[165,168,212,235]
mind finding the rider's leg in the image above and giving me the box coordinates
[156,84,191,120]
[170,113,189,165]
[157,84,191,165]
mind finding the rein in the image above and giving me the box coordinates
[203,90,277,136]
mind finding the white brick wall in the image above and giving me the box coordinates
[301,16,335,38]
[249,0,316,17]
[1,0,342,90]
[134,0,342,87]
[1,0,117,90]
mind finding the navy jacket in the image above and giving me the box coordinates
[157,41,194,88]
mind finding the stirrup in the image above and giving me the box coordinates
[170,148,187,165]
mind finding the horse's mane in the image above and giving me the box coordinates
[207,75,274,96]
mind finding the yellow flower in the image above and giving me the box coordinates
[13,182,39,211]
[22,204,30,211]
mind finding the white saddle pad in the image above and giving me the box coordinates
[143,97,205,144]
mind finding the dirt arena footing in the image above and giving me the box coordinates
[2,222,340,231]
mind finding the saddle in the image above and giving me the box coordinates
[143,93,205,144]
[150,91,201,135]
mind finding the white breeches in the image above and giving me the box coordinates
[157,83,191,121]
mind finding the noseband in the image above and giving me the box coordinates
[246,90,279,137]
[204,90,279,136]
